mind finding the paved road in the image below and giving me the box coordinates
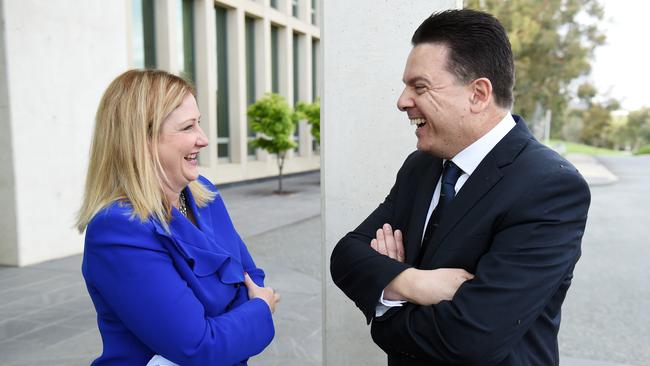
[1,156,649,366]
[559,155,650,366]
[0,173,321,366]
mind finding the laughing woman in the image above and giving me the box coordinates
[76,70,279,366]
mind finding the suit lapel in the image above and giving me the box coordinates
[405,157,442,264]
[419,117,533,265]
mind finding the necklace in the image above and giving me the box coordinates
[178,192,188,217]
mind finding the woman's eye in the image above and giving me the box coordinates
[183,124,193,131]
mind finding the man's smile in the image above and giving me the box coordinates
[409,117,427,127]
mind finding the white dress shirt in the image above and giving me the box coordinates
[376,113,516,316]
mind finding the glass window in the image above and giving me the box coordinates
[312,39,319,152]
[215,6,230,161]
[270,0,278,9]
[132,0,156,68]
[245,17,257,158]
[271,25,280,94]
[312,39,318,100]
[292,0,299,18]
[178,0,195,82]
[311,0,317,25]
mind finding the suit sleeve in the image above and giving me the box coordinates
[330,154,415,323]
[370,169,590,364]
[84,211,274,366]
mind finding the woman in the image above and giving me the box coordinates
[76,69,279,366]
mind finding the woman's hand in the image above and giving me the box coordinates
[243,273,281,313]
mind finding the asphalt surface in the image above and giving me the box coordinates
[1,155,648,366]
[0,172,321,366]
[559,155,650,366]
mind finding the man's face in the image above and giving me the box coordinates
[397,43,475,158]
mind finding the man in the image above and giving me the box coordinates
[330,9,590,366]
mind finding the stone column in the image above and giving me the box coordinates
[0,0,129,265]
[322,1,461,364]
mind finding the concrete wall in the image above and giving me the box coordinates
[0,0,129,266]
[322,0,462,364]
[0,0,18,266]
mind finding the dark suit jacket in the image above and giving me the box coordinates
[330,116,590,365]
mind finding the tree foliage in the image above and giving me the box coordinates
[465,0,606,136]
[579,100,618,147]
[247,93,297,192]
[625,108,650,151]
[295,98,320,142]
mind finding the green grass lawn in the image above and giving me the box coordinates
[546,139,629,156]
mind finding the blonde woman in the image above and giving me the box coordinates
[77,70,279,366]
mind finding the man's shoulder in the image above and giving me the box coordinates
[400,150,439,173]
[509,139,589,194]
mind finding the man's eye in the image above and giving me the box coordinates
[415,86,427,93]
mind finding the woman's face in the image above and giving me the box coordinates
[157,93,208,194]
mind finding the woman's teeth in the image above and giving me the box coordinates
[410,118,427,127]
[184,153,198,161]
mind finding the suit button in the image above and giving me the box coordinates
[235,283,241,288]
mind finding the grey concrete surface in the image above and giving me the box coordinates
[567,153,620,186]
[1,155,648,366]
[0,172,321,366]
[559,156,650,366]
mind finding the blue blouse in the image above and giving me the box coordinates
[82,176,274,366]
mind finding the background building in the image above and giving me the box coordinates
[0,0,320,266]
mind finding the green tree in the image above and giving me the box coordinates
[466,0,606,137]
[626,108,650,151]
[295,98,320,142]
[247,93,297,193]
[579,102,615,147]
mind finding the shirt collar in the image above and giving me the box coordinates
[450,113,516,176]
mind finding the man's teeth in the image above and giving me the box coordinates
[410,118,427,126]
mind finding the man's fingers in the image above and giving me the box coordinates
[274,292,281,304]
[376,228,387,255]
[370,238,378,251]
[382,224,397,259]
[394,229,405,262]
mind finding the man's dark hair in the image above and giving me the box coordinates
[412,9,514,109]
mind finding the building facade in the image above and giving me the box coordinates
[131,0,321,183]
[0,0,320,266]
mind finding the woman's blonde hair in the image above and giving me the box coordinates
[76,69,216,233]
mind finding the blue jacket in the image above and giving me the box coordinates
[82,176,274,366]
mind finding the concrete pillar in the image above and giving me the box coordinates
[0,0,129,266]
[255,16,271,161]
[322,1,461,364]
[193,0,218,168]
[154,0,179,73]
[0,1,18,266]
[227,7,247,165]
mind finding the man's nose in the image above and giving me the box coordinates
[397,88,414,112]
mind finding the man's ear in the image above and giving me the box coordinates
[469,77,493,113]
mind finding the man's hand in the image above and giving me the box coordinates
[385,268,474,305]
[244,273,281,313]
[370,223,405,262]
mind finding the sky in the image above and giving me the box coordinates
[590,0,650,111]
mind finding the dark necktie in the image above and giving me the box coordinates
[417,160,464,263]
